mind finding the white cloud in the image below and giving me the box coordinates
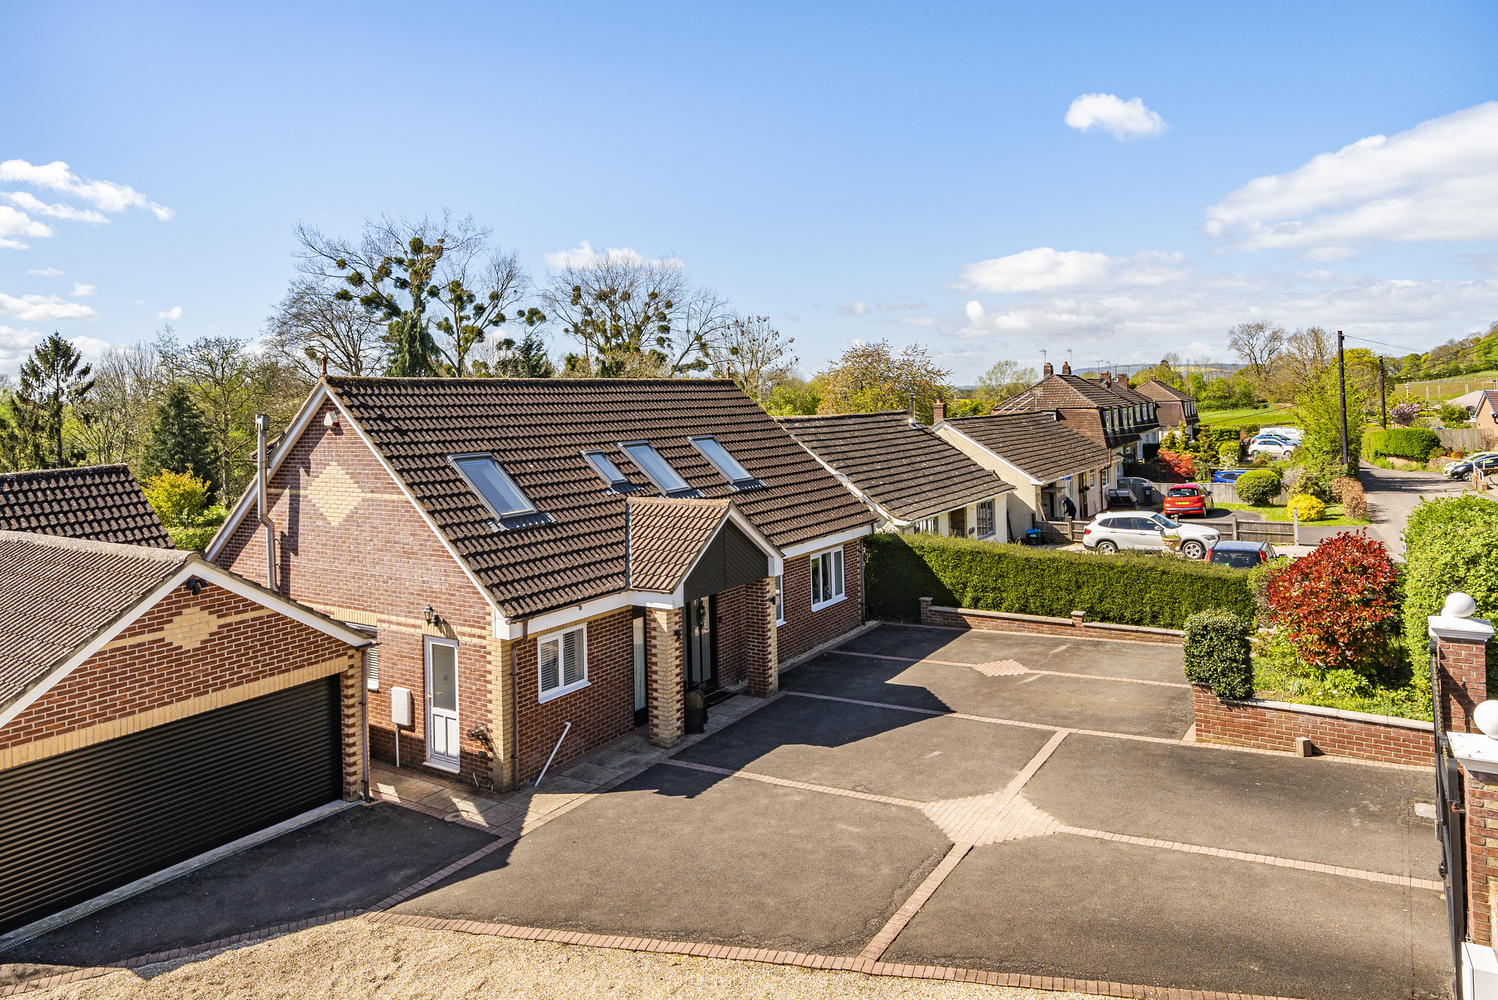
[156,306,183,320]
[0,160,173,220]
[838,300,869,316]
[70,283,96,296]
[542,240,681,271]
[26,267,62,276]
[1065,93,1167,140]
[0,293,98,322]
[0,191,108,223]
[958,247,1116,292]
[878,300,927,312]
[965,300,985,323]
[0,206,53,249]
[1204,102,1498,250]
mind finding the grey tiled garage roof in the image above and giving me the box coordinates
[944,412,1113,483]
[777,411,1012,523]
[0,465,172,548]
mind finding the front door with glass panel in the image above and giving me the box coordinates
[685,596,715,689]
[425,638,460,770]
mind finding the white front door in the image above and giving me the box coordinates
[425,637,460,770]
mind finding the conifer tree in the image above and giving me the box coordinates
[141,385,219,497]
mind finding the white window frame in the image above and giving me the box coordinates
[773,573,786,625]
[911,516,938,535]
[537,624,589,703]
[809,546,846,611]
[975,499,995,539]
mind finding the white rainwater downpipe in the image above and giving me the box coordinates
[256,414,275,591]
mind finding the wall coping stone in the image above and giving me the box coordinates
[1205,686,1434,732]
[928,603,1184,639]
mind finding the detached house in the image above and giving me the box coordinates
[934,411,1116,530]
[1136,379,1201,440]
[777,410,1014,540]
[993,362,1161,504]
[209,378,874,792]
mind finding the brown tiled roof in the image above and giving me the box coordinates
[1137,379,1196,403]
[994,373,1122,413]
[628,497,730,593]
[777,412,1012,523]
[322,378,873,619]
[944,412,1113,484]
[0,465,172,548]
[1102,378,1156,407]
[0,531,190,712]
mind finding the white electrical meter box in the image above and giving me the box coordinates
[390,686,414,727]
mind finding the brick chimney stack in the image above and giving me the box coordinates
[1115,373,1127,385]
[1043,362,1054,376]
[931,399,946,424]
[1061,361,1072,375]
[1100,372,1111,385]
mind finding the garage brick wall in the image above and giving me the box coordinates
[1,580,355,754]
[217,401,503,788]
[776,540,865,663]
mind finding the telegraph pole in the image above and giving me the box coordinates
[1379,357,1387,429]
[1337,330,1349,468]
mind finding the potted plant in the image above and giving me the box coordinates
[1161,527,1183,553]
[684,689,707,734]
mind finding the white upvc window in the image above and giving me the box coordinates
[810,547,845,609]
[976,500,995,538]
[911,516,938,534]
[537,624,588,702]
[773,573,786,625]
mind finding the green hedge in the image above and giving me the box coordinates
[1401,496,1498,676]
[1234,469,1281,506]
[1183,609,1254,699]
[865,534,1257,630]
[1366,427,1440,460]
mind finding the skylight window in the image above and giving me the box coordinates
[620,441,693,496]
[451,454,537,517]
[690,436,762,488]
[583,450,638,492]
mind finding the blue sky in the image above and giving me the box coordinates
[4,1,1497,378]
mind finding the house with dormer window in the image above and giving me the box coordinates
[208,378,874,791]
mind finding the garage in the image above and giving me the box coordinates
[0,530,370,936]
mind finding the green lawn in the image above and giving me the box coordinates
[1197,404,1296,428]
[1215,501,1369,526]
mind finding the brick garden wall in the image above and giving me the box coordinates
[776,540,865,663]
[217,399,503,787]
[1190,684,1431,766]
[919,600,1185,646]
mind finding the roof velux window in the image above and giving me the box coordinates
[620,441,694,496]
[451,454,537,518]
[690,436,763,489]
[583,450,639,493]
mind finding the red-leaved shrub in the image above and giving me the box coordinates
[1158,449,1198,482]
[1264,531,1400,675]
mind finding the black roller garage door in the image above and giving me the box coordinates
[0,676,342,934]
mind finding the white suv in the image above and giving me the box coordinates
[1247,435,1296,460]
[1082,512,1220,561]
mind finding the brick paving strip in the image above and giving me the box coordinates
[828,649,1192,689]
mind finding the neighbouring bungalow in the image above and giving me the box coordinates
[0,464,172,547]
[1474,390,1498,445]
[934,410,1115,530]
[991,362,1161,514]
[1136,379,1201,441]
[776,409,1014,540]
[0,530,371,936]
[208,378,875,792]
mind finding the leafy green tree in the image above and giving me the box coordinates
[763,377,821,416]
[1477,324,1498,371]
[11,333,95,469]
[141,385,219,496]
[1297,366,1367,475]
[559,284,678,378]
[813,341,952,423]
[975,360,1037,402]
[471,323,554,378]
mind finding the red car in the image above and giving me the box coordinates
[1163,484,1214,518]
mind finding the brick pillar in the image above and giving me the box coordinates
[1464,772,1498,951]
[1432,593,1494,735]
[339,652,366,801]
[920,597,933,624]
[645,607,684,748]
[746,577,779,698]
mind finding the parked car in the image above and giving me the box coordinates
[1115,476,1157,505]
[1446,451,1498,475]
[1212,469,1252,484]
[1247,436,1297,460]
[1206,540,1277,569]
[1258,426,1303,443]
[1083,512,1220,561]
[1164,484,1215,517]
[1451,455,1498,481]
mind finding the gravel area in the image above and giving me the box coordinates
[21,919,1089,1000]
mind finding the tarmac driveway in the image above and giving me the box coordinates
[390,624,1444,1000]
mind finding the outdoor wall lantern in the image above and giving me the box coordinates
[423,605,443,627]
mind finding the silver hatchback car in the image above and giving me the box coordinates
[1082,511,1220,561]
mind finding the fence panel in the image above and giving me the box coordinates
[1435,427,1486,451]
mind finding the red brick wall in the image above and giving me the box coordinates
[1190,684,1430,766]
[714,583,749,689]
[776,539,865,662]
[1465,770,1498,947]
[2,580,354,751]
[1437,635,1488,734]
[216,400,501,785]
[919,600,1184,646]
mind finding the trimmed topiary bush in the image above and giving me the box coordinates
[1182,609,1254,699]
[864,533,1256,629]
[1234,469,1281,506]
[1287,494,1326,521]
[1366,427,1441,460]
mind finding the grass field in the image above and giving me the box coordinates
[1216,501,1368,526]
[1197,404,1296,428]
[1393,372,1498,403]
